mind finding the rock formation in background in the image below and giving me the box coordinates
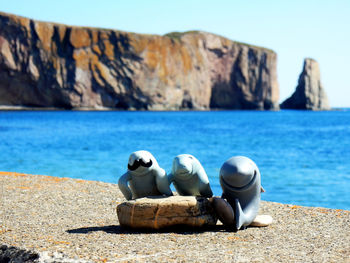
[0,12,279,110]
[281,58,330,110]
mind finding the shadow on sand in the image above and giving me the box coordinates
[66,224,236,235]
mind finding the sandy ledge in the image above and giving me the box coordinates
[0,172,349,262]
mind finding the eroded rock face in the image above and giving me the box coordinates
[281,58,330,110]
[0,12,279,110]
[117,196,217,229]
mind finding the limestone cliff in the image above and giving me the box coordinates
[281,58,330,110]
[0,12,279,110]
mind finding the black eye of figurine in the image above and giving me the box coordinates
[128,159,153,170]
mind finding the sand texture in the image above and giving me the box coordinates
[1,172,349,262]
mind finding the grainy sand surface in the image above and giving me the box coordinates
[1,172,349,262]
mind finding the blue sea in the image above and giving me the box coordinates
[1,110,349,210]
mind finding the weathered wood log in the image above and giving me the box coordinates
[117,196,217,229]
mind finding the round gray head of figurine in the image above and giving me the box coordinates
[220,156,260,190]
[172,154,197,179]
[127,150,158,175]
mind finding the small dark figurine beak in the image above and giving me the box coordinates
[128,159,153,171]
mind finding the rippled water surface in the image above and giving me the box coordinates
[1,110,349,209]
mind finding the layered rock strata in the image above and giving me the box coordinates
[117,196,217,229]
[281,58,330,110]
[0,12,279,110]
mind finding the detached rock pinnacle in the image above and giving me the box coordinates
[281,58,330,110]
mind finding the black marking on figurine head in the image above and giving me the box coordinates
[128,159,153,171]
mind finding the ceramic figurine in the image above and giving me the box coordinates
[213,156,264,230]
[118,150,172,200]
[168,154,213,197]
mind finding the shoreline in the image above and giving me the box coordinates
[1,172,349,262]
[0,105,347,112]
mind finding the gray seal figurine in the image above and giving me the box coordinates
[168,154,213,197]
[118,150,173,200]
[214,156,263,230]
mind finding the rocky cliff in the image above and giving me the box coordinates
[0,12,279,110]
[281,58,330,110]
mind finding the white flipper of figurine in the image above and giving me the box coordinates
[118,150,172,200]
[168,154,213,197]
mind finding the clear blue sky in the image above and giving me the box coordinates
[1,0,349,107]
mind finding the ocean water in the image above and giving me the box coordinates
[0,110,349,210]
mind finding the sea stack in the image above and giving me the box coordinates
[0,11,279,110]
[281,58,330,110]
